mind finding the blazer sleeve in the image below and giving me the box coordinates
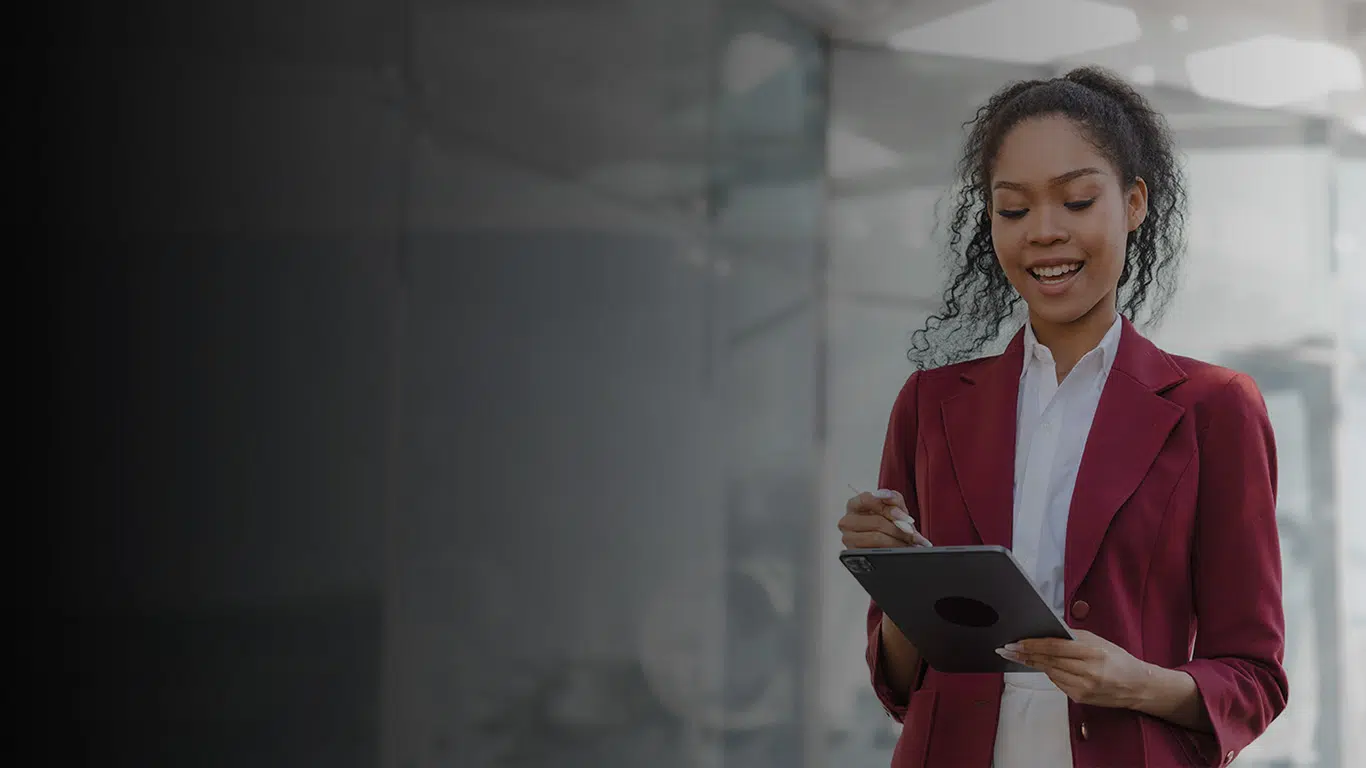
[1175,373,1290,766]
[865,371,928,722]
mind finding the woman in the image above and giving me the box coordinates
[836,67,1288,768]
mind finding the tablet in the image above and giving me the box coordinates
[839,545,1074,674]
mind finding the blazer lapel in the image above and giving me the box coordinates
[942,330,1025,549]
[1063,317,1187,602]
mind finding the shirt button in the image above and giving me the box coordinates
[1071,600,1091,620]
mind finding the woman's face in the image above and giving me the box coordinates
[988,115,1147,329]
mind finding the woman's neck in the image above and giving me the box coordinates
[1029,300,1119,382]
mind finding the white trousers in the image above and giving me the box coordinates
[991,672,1074,768]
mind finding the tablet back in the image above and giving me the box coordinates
[840,545,1074,674]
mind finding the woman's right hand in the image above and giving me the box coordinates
[838,489,932,549]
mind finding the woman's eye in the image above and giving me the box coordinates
[997,209,1027,219]
[1065,199,1096,211]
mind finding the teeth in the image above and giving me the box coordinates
[1031,263,1081,279]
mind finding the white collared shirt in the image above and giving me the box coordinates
[993,312,1123,768]
[1012,313,1123,618]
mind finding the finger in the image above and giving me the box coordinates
[843,512,922,547]
[846,492,890,517]
[839,513,915,546]
[841,530,907,550]
[996,647,1091,680]
[905,527,934,547]
[890,519,932,547]
[846,491,923,540]
[847,488,908,515]
[872,497,914,527]
[1010,638,1096,660]
[1011,653,1093,677]
[870,488,907,512]
[846,489,905,515]
[842,508,930,547]
[870,491,914,529]
[845,493,867,516]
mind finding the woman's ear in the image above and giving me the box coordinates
[1127,176,1149,232]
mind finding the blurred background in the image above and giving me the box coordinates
[39,0,1365,766]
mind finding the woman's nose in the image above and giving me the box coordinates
[1027,210,1069,246]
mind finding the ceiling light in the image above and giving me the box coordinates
[1171,15,1189,32]
[1130,64,1156,86]
[828,127,904,179]
[1351,115,1366,136]
[888,0,1141,65]
[1185,35,1363,109]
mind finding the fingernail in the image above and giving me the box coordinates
[872,489,895,500]
[893,519,917,536]
[994,648,1012,658]
[890,508,911,522]
[1003,643,1023,653]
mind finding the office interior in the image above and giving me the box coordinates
[44,1,1366,766]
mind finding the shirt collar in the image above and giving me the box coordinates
[1020,312,1123,386]
[1021,320,1048,374]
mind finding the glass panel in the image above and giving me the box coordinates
[385,2,827,767]
[1148,147,1335,359]
[821,299,932,765]
[1335,154,1366,768]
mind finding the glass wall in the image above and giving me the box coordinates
[1335,142,1366,768]
[382,1,828,767]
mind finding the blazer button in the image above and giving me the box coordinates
[1071,600,1091,620]
[1225,750,1235,764]
[1079,722,1089,741]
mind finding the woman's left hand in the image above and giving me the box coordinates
[997,629,1153,709]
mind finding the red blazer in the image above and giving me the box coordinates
[866,318,1288,768]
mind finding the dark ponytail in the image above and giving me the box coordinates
[909,66,1188,370]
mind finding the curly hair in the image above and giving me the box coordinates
[908,66,1188,370]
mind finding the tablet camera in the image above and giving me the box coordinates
[843,556,873,574]
[934,596,999,628]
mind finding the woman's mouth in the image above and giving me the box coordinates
[1028,262,1083,285]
